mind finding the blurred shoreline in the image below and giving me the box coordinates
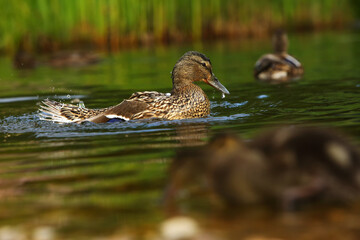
[2,0,358,54]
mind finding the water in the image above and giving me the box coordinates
[1,31,360,239]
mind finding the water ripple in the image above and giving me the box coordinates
[211,100,248,108]
[0,111,250,139]
[0,95,86,104]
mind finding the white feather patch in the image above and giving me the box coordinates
[105,114,130,121]
[272,71,287,79]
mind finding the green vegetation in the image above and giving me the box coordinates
[1,0,357,52]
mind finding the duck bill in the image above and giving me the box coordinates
[206,74,230,95]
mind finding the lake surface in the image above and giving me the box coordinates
[1,31,360,239]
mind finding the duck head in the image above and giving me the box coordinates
[171,51,229,95]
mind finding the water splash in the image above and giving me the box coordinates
[222,93,225,99]
[78,101,85,108]
[0,110,250,139]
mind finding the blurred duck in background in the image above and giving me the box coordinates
[48,50,101,68]
[13,36,37,70]
[254,29,304,83]
[13,50,101,69]
[165,126,360,211]
[13,36,101,70]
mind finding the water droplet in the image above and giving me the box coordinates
[67,94,71,99]
[78,101,85,108]
[221,93,226,99]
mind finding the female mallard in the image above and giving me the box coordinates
[254,30,304,82]
[39,51,229,123]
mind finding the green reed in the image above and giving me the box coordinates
[1,0,356,52]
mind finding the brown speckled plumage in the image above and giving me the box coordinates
[39,100,109,123]
[39,51,229,123]
[254,30,304,83]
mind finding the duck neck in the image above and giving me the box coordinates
[171,81,193,94]
[275,50,287,56]
[273,45,287,55]
[171,73,194,94]
[273,33,288,55]
[171,80,205,97]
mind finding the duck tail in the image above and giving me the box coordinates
[39,99,77,123]
[39,99,108,123]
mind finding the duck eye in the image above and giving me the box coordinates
[201,62,207,68]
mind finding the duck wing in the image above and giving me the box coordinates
[88,91,171,123]
[283,54,302,68]
[254,54,285,74]
[88,99,149,123]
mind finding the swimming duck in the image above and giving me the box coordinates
[39,51,229,123]
[13,37,37,70]
[254,30,304,83]
[165,126,360,211]
[47,50,101,68]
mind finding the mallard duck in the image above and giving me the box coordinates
[13,37,37,70]
[47,50,101,68]
[39,51,229,123]
[254,30,304,82]
[165,127,360,211]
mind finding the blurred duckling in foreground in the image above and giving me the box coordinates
[165,126,360,211]
[254,30,304,83]
[251,126,360,209]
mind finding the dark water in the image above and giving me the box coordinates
[1,31,360,239]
